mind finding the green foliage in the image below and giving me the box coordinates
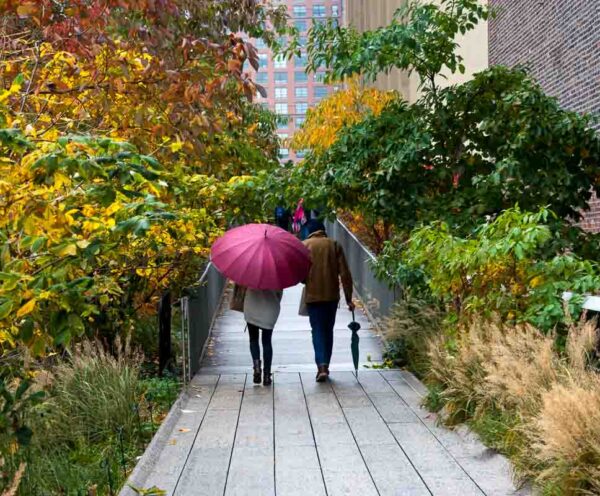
[399,207,600,331]
[304,0,489,88]
[307,67,600,238]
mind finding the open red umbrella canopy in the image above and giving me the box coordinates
[210,224,311,290]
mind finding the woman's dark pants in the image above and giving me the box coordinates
[247,324,273,371]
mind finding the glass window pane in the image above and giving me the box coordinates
[279,148,289,158]
[275,72,288,83]
[258,54,268,68]
[275,87,288,99]
[332,4,339,16]
[296,102,308,114]
[295,71,308,83]
[314,87,328,98]
[312,5,326,17]
[294,20,307,32]
[275,103,288,114]
[295,87,308,98]
[293,5,306,17]
[255,72,268,84]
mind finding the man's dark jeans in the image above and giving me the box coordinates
[307,301,338,366]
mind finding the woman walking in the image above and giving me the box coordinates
[244,288,283,385]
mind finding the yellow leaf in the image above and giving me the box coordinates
[170,141,184,153]
[58,244,77,257]
[17,299,36,318]
[76,240,90,249]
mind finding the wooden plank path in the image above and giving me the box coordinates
[123,285,531,496]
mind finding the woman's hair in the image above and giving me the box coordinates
[307,219,326,235]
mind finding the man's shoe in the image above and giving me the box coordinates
[316,366,328,383]
[253,360,262,384]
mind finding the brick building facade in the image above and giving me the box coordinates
[488,0,600,231]
[250,0,342,162]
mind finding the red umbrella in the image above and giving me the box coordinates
[210,224,311,290]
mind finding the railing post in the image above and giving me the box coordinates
[158,290,172,376]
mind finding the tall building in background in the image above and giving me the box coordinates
[252,0,342,161]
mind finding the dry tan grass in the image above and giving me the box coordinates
[428,316,600,493]
[532,374,600,494]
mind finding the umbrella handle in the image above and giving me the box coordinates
[352,310,356,322]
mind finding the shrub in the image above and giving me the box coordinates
[402,207,600,332]
[427,317,600,493]
[4,339,178,495]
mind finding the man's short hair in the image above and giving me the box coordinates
[307,219,326,235]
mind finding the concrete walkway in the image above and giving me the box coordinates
[124,285,530,496]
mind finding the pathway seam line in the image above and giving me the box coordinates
[378,371,487,495]
[172,375,222,494]
[328,375,382,496]
[299,372,329,496]
[222,374,248,496]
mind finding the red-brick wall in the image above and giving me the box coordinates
[488,0,600,232]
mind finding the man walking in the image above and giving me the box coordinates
[303,220,354,382]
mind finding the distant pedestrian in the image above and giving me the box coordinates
[244,288,283,386]
[292,198,307,236]
[303,220,354,382]
[274,204,292,231]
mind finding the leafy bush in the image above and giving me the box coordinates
[400,207,600,331]
[427,317,600,493]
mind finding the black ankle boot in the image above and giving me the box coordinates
[263,369,272,386]
[253,360,262,384]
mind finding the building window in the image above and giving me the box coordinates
[295,53,308,68]
[314,86,328,98]
[314,72,326,83]
[296,149,307,158]
[295,87,308,98]
[296,116,306,127]
[275,87,288,99]
[296,102,308,115]
[312,4,326,17]
[295,71,308,83]
[278,133,289,140]
[279,148,289,158]
[258,54,268,68]
[293,5,306,17]
[299,36,307,47]
[294,20,307,32]
[255,72,268,84]
[275,103,288,114]
[255,38,267,49]
[277,116,289,129]
[275,72,288,84]
[332,4,339,16]
[274,55,287,69]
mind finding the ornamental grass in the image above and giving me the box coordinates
[427,318,600,494]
